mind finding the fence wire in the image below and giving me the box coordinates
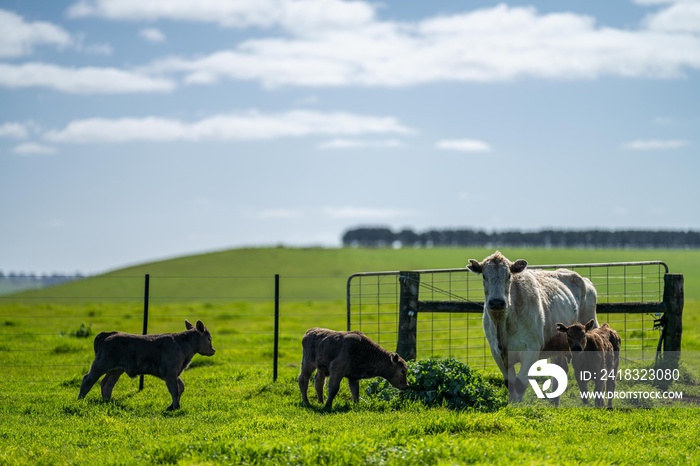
[0,275,347,392]
[0,263,675,394]
[348,262,669,369]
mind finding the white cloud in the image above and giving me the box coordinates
[321,206,415,220]
[143,3,700,88]
[317,138,404,150]
[258,209,303,219]
[643,1,700,33]
[43,110,413,144]
[436,139,492,152]
[0,9,72,58]
[621,139,690,150]
[67,0,375,33]
[257,205,416,221]
[0,122,29,139]
[0,62,175,94]
[12,142,57,155]
[633,0,699,5]
[140,28,166,43]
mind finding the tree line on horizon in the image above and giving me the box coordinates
[0,272,83,295]
[341,227,700,249]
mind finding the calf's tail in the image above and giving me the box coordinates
[93,331,118,354]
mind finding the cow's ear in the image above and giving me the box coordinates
[196,320,205,333]
[391,352,400,364]
[556,322,568,333]
[585,319,596,331]
[510,259,528,274]
[467,259,482,274]
[185,320,194,330]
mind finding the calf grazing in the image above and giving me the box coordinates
[78,320,215,410]
[556,320,621,408]
[298,327,408,410]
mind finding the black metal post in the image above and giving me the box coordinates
[273,274,280,382]
[139,273,150,391]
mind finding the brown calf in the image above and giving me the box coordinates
[298,327,408,410]
[556,320,621,408]
[78,320,215,410]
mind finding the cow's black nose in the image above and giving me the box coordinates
[488,298,506,310]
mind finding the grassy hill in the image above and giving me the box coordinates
[12,246,700,302]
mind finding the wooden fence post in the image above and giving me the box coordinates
[661,274,683,368]
[396,271,419,361]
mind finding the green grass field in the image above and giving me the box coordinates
[1,247,699,464]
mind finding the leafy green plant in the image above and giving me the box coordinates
[366,358,507,412]
[70,322,93,338]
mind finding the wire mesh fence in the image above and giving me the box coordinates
[348,262,672,370]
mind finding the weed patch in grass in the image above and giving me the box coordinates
[367,358,508,412]
[52,342,82,354]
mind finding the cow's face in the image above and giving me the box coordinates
[467,251,527,316]
[556,320,596,353]
[387,353,409,390]
[186,319,216,356]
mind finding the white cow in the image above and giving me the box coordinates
[467,251,598,401]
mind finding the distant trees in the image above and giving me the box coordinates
[341,227,700,249]
[0,272,83,295]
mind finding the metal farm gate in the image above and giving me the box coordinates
[346,261,683,369]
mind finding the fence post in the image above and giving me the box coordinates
[661,274,683,368]
[139,273,150,391]
[273,274,280,382]
[396,271,419,361]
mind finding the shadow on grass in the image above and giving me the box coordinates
[298,402,353,414]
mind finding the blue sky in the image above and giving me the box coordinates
[1,0,699,274]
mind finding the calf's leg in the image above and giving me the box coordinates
[314,372,326,404]
[607,369,616,409]
[297,362,314,405]
[164,375,181,410]
[78,363,108,400]
[594,378,606,408]
[324,372,343,411]
[572,359,589,405]
[177,377,185,397]
[348,379,360,403]
[100,369,124,401]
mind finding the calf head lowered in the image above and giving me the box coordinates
[78,319,214,410]
[385,353,409,390]
[467,251,528,316]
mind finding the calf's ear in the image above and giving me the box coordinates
[556,322,568,333]
[510,259,528,274]
[466,259,482,274]
[391,352,400,364]
[584,319,596,331]
[185,320,194,330]
[196,320,205,333]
